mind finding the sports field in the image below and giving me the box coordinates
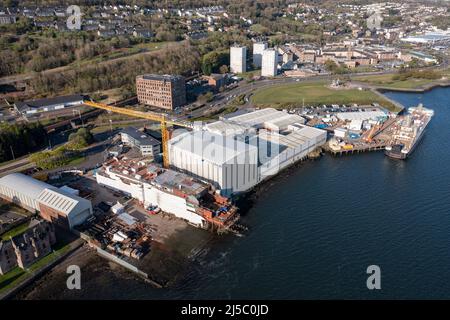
[251,81,398,111]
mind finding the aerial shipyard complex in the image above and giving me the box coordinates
[0,0,446,293]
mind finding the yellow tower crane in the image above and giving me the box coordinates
[84,100,193,168]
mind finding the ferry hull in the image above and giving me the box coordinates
[385,128,426,160]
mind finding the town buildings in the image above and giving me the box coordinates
[136,74,187,110]
[282,43,412,70]
[0,240,15,275]
[261,49,278,77]
[253,42,268,68]
[230,46,247,74]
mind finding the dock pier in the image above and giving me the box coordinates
[325,143,386,156]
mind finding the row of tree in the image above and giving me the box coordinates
[29,127,94,169]
[0,28,143,76]
[29,146,78,170]
[392,68,442,81]
[31,42,200,95]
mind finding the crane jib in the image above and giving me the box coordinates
[83,100,191,168]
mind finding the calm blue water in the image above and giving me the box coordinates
[172,86,450,299]
[53,87,450,299]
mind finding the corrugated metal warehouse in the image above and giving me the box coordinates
[169,108,326,196]
[169,130,259,196]
[0,173,93,229]
[37,188,93,229]
[225,108,306,132]
[0,173,49,211]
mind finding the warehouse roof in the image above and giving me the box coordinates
[0,173,50,200]
[170,130,257,165]
[15,94,85,112]
[227,108,305,131]
[335,111,386,121]
[205,120,252,136]
[37,188,92,217]
[259,125,325,150]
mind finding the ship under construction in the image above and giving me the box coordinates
[385,103,434,160]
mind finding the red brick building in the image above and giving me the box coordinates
[136,74,186,110]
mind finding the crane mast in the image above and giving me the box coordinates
[84,100,192,168]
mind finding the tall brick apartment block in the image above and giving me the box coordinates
[136,74,187,110]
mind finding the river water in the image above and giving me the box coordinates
[25,86,450,299]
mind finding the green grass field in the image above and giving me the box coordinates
[354,74,434,89]
[354,67,450,89]
[251,81,398,111]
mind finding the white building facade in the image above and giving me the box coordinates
[253,42,268,68]
[230,46,247,74]
[169,130,259,196]
[0,173,93,229]
[143,185,205,226]
[261,49,278,77]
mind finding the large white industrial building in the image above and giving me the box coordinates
[224,108,306,132]
[169,130,259,196]
[253,42,268,68]
[230,46,247,74]
[37,188,93,230]
[0,173,93,229]
[261,49,278,77]
[0,173,50,212]
[169,108,326,196]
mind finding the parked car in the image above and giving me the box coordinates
[146,204,161,215]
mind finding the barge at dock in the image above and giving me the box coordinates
[385,104,434,160]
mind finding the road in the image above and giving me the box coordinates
[177,69,397,121]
